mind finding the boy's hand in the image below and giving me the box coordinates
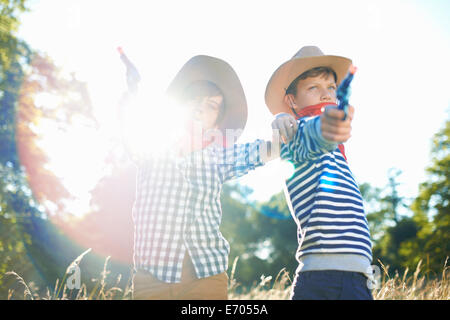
[320,105,354,143]
[271,113,298,144]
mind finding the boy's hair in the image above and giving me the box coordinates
[183,80,226,125]
[285,66,337,97]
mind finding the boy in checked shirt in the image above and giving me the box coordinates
[119,55,277,299]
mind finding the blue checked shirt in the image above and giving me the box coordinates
[131,141,265,283]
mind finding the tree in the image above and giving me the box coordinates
[407,120,450,273]
[220,184,264,285]
[362,121,450,275]
[362,168,418,272]
[0,0,29,83]
[57,160,136,267]
[1,0,107,295]
[16,52,98,213]
[10,53,112,295]
[249,191,297,279]
[0,0,35,294]
[220,184,297,286]
[360,182,387,242]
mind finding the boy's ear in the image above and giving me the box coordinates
[284,94,296,108]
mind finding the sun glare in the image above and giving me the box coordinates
[35,116,108,216]
[122,92,190,158]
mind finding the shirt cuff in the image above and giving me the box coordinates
[313,116,338,151]
[248,139,265,167]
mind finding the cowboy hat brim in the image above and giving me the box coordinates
[265,55,352,115]
[166,55,247,136]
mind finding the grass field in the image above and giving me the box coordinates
[227,258,449,300]
[5,251,449,300]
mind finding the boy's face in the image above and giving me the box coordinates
[187,95,223,130]
[287,73,337,111]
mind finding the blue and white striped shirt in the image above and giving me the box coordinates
[281,115,372,272]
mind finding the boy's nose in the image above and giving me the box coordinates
[320,89,333,101]
[193,108,203,119]
[192,104,202,113]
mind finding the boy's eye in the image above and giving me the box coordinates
[328,86,337,90]
[308,86,317,90]
[188,98,202,106]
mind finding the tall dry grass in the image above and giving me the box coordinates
[372,259,449,300]
[228,257,449,300]
[4,251,449,300]
[5,248,133,300]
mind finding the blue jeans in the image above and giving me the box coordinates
[291,270,374,300]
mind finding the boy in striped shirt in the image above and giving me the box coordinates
[266,46,373,300]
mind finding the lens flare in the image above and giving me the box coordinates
[121,92,190,158]
[280,159,296,180]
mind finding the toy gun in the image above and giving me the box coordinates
[337,65,357,120]
[117,46,141,94]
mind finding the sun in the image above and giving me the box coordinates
[120,91,190,159]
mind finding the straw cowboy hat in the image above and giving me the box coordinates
[166,55,247,136]
[265,46,352,115]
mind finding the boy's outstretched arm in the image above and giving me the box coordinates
[258,140,282,163]
[117,47,145,165]
[271,105,354,163]
[218,138,281,182]
[118,92,143,165]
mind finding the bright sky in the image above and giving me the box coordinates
[17,0,450,215]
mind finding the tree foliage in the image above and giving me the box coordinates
[0,0,28,83]
[407,120,450,273]
[365,121,449,275]
[16,52,98,212]
[220,184,297,286]
[0,0,34,293]
[0,0,107,296]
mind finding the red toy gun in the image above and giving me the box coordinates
[117,46,141,94]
